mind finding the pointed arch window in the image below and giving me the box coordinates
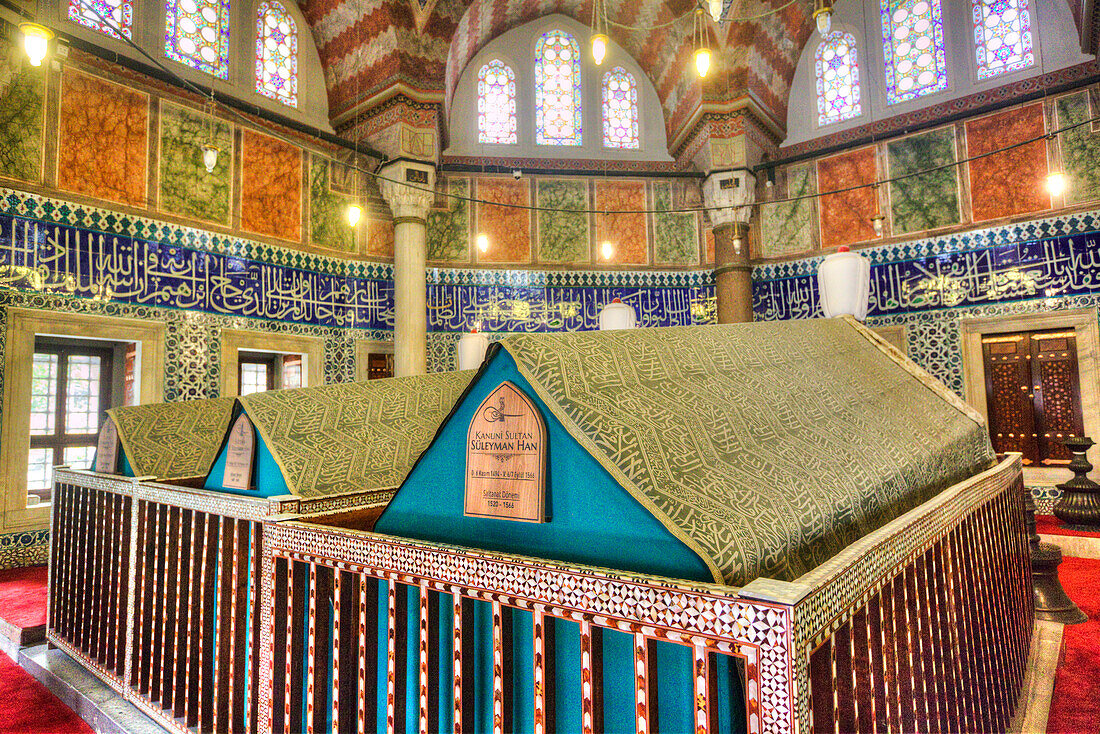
[972,0,1034,78]
[535,29,582,146]
[815,32,862,126]
[165,0,231,79]
[477,60,517,144]
[68,0,133,39]
[256,1,298,107]
[602,67,639,149]
[881,0,947,104]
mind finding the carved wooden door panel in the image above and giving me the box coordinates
[983,334,1038,463]
[982,329,1085,467]
[1030,331,1085,465]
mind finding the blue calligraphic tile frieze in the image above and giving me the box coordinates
[0,189,717,334]
[753,230,1100,321]
[0,214,397,330]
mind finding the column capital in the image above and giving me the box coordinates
[378,160,436,221]
[703,169,756,229]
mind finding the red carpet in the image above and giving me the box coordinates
[0,653,91,734]
[0,566,47,631]
[1036,514,1100,539]
[1046,556,1100,734]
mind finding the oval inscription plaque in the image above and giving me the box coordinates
[464,381,547,523]
[223,413,256,491]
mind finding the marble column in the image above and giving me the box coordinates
[703,170,756,324]
[379,161,435,376]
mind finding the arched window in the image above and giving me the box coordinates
[602,67,639,149]
[477,60,517,144]
[165,0,231,79]
[68,0,133,39]
[535,29,582,146]
[815,32,862,126]
[256,1,298,107]
[881,0,947,104]
[972,0,1034,78]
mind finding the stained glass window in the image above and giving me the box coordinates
[535,29,582,146]
[815,32,862,126]
[256,1,298,106]
[881,0,947,104]
[972,0,1034,78]
[165,0,231,79]
[69,0,133,39]
[602,67,639,149]
[477,60,517,144]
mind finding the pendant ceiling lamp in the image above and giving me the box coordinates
[590,0,610,65]
[813,0,833,36]
[693,8,711,78]
[19,23,53,67]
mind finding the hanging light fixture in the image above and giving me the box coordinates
[346,202,363,227]
[870,183,886,237]
[1046,171,1067,198]
[19,23,53,67]
[200,143,221,173]
[813,0,833,36]
[693,9,711,79]
[477,233,489,253]
[590,0,610,65]
[600,241,615,259]
[199,94,221,173]
[708,0,723,22]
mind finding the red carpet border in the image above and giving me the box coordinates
[1046,556,1100,733]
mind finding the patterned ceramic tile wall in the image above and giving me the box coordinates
[753,209,1100,398]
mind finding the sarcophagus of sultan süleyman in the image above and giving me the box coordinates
[267,316,1030,734]
[47,371,473,734]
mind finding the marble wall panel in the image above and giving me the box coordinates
[477,178,531,263]
[427,178,470,262]
[759,163,817,258]
[309,155,356,252]
[653,181,699,265]
[966,104,1049,222]
[158,102,232,226]
[887,127,960,235]
[595,181,647,265]
[240,129,302,241]
[58,70,148,208]
[537,180,589,264]
[365,215,395,258]
[0,38,45,183]
[817,147,876,247]
[706,228,714,264]
[1056,91,1100,206]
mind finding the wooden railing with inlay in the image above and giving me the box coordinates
[47,471,281,734]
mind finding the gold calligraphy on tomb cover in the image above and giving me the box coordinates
[500,317,996,586]
[238,371,474,498]
[108,397,235,479]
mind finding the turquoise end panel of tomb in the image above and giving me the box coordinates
[374,348,713,583]
[203,408,290,497]
[375,350,745,733]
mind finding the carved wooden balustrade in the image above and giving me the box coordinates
[48,456,1030,734]
[261,456,1031,734]
[47,468,389,734]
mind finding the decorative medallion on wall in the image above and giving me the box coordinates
[464,381,547,522]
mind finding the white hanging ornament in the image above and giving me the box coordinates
[817,246,870,320]
[599,297,637,330]
[457,326,490,370]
